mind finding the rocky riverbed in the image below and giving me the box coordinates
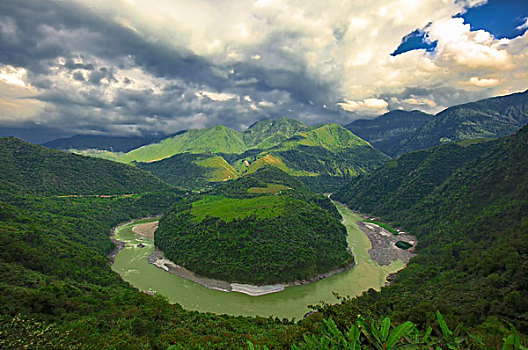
[356,221,416,266]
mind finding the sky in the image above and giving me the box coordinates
[0,0,527,142]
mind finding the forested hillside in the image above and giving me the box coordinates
[0,137,169,195]
[331,126,528,338]
[345,110,433,157]
[156,167,353,284]
[136,153,238,189]
[345,90,528,157]
[332,139,493,217]
[58,118,389,192]
[247,123,390,191]
[0,135,526,349]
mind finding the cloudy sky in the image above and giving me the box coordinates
[1,0,527,142]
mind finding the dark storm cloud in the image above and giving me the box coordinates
[0,0,340,139]
[0,0,219,84]
[4,0,520,142]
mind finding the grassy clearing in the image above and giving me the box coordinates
[248,184,290,194]
[191,195,286,222]
[362,219,399,235]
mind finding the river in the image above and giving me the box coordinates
[111,201,404,319]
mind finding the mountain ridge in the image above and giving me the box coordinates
[101,120,389,191]
[346,89,528,157]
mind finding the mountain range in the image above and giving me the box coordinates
[346,89,528,156]
[41,90,528,193]
[48,118,389,192]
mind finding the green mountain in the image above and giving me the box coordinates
[120,125,246,163]
[136,153,238,189]
[397,89,528,155]
[99,119,389,192]
[258,123,390,191]
[331,126,528,332]
[345,90,528,157]
[0,137,169,196]
[332,139,492,217]
[243,116,309,148]
[345,110,434,157]
[1,134,526,348]
[155,167,353,284]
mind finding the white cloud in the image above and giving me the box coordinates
[0,65,44,122]
[466,76,500,88]
[72,0,527,112]
[428,18,514,69]
[517,18,528,31]
[258,100,274,108]
[338,98,389,115]
[198,90,238,102]
[3,0,528,135]
[0,65,29,88]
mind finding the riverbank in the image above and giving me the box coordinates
[108,215,161,265]
[108,238,125,265]
[356,221,416,266]
[148,248,355,296]
[132,221,158,238]
[110,203,410,297]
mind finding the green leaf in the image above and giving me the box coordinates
[359,318,382,350]
[370,321,384,347]
[381,317,391,342]
[346,324,361,350]
[436,311,452,339]
[422,326,432,343]
[468,334,483,346]
[386,321,414,349]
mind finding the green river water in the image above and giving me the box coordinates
[111,201,404,319]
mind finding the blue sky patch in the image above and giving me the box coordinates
[391,29,438,56]
[456,0,528,39]
[393,0,528,56]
